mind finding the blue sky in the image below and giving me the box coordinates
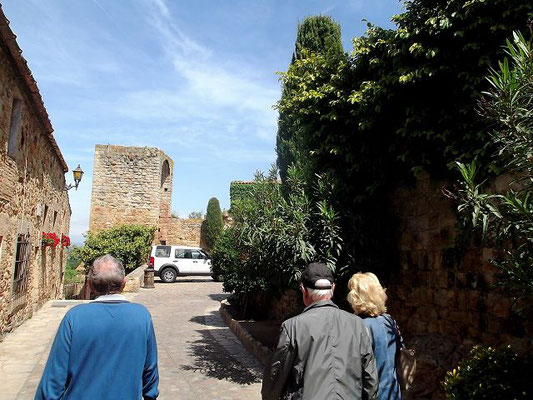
[2,0,403,244]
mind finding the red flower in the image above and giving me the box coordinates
[61,235,70,247]
[42,232,61,247]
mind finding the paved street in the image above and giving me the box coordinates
[0,279,262,400]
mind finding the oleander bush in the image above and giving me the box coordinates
[443,345,533,399]
[454,31,533,299]
[212,166,343,315]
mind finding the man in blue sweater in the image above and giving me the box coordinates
[35,254,159,400]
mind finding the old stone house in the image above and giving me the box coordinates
[0,6,71,336]
[89,144,202,246]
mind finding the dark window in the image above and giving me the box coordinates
[175,249,193,259]
[53,211,58,228]
[43,205,49,226]
[8,98,23,158]
[13,233,30,297]
[155,246,170,258]
[191,250,203,259]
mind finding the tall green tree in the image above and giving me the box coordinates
[205,197,223,249]
[276,16,346,185]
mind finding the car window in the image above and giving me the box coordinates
[175,249,185,258]
[184,250,192,259]
[191,250,203,259]
[155,246,171,258]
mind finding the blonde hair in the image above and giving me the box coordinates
[347,272,387,317]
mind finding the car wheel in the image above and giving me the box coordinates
[160,267,177,283]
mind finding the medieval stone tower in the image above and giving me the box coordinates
[89,144,175,244]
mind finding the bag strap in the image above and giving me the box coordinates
[384,313,405,350]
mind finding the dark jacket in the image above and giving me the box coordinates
[262,300,378,400]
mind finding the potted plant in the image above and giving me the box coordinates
[42,232,60,247]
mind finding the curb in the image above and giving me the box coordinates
[219,300,272,366]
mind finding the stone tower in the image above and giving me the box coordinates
[89,144,173,244]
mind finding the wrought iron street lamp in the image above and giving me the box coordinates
[65,164,84,191]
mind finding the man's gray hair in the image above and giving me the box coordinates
[88,254,125,295]
[305,287,333,302]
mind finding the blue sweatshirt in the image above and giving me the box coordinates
[35,301,159,400]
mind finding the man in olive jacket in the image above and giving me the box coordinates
[262,263,378,400]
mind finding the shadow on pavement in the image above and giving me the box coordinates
[180,329,262,385]
[208,293,228,302]
[189,310,220,326]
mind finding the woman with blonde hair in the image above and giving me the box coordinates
[348,272,402,400]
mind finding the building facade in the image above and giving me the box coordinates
[0,6,71,336]
[89,144,202,246]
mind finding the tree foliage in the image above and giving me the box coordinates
[188,211,203,219]
[75,225,156,272]
[205,197,223,249]
[229,182,257,209]
[276,16,347,185]
[454,32,533,299]
[211,166,342,311]
[276,0,533,274]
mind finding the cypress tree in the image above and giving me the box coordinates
[276,16,344,185]
[205,197,223,249]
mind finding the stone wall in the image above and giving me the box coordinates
[386,172,533,399]
[167,218,204,247]
[89,145,172,239]
[0,31,70,336]
[89,144,202,247]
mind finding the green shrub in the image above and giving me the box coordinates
[210,227,239,282]
[205,197,223,249]
[66,245,82,270]
[229,182,257,208]
[76,224,156,272]
[454,32,533,299]
[214,166,343,314]
[64,265,84,284]
[443,345,532,399]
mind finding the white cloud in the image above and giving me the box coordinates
[140,0,279,140]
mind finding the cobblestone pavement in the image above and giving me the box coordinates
[0,279,262,399]
[138,279,262,400]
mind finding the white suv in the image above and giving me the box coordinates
[149,245,212,283]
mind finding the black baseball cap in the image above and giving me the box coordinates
[301,262,334,289]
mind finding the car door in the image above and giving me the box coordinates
[190,249,210,274]
[174,248,193,274]
[154,246,171,272]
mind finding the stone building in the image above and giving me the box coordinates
[0,6,71,336]
[89,144,202,246]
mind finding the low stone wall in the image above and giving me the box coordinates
[63,282,85,300]
[123,266,146,292]
[220,300,272,365]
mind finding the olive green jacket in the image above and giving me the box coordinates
[262,300,378,400]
